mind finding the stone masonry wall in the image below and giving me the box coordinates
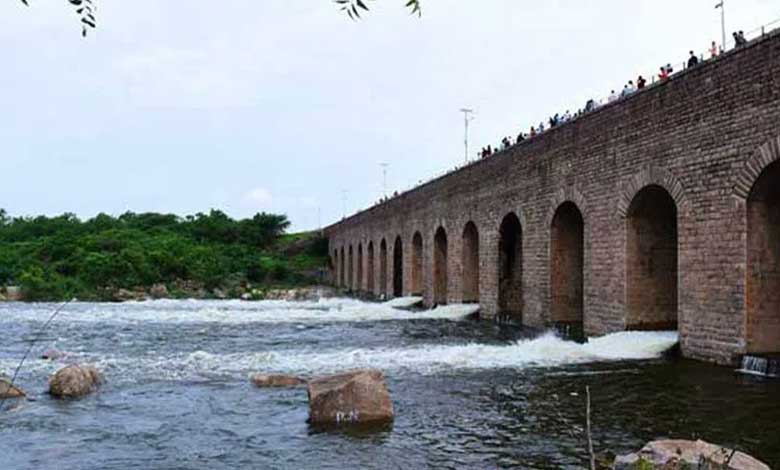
[326,30,780,365]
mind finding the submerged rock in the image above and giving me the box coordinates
[0,376,26,399]
[614,439,770,470]
[307,369,394,426]
[48,365,102,398]
[41,348,65,361]
[251,374,306,388]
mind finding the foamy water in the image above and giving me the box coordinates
[0,297,470,325]
[0,330,678,384]
[8,299,773,470]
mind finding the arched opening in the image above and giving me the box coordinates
[339,247,345,287]
[433,227,448,305]
[393,236,404,297]
[357,243,364,292]
[551,202,584,329]
[626,185,678,331]
[747,161,780,353]
[462,222,480,303]
[411,232,423,295]
[499,213,523,321]
[379,239,388,296]
[367,241,375,293]
[348,245,354,290]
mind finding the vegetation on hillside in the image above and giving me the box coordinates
[0,209,329,301]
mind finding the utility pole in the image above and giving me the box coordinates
[380,162,389,198]
[716,1,726,52]
[460,108,474,164]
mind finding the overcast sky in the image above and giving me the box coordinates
[1,1,778,231]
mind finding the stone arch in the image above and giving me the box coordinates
[357,243,364,291]
[411,231,423,295]
[550,201,585,330]
[746,159,780,353]
[367,241,375,293]
[393,235,404,297]
[733,135,780,353]
[348,245,354,290]
[734,136,780,199]
[379,239,388,296]
[433,226,448,305]
[498,212,523,322]
[546,186,589,230]
[625,185,679,331]
[616,165,689,218]
[461,221,479,303]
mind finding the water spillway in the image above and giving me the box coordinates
[738,354,780,378]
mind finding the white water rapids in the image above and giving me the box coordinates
[0,297,475,325]
[85,330,678,381]
[0,298,678,384]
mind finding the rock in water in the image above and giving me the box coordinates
[41,348,65,361]
[149,283,168,299]
[307,369,394,425]
[614,439,770,470]
[48,365,102,398]
[251,374,306,388]
[0,376,26,399]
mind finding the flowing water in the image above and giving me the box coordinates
[0,299,778,469]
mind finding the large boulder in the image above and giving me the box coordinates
[0,375,25,399]
[48,365,102,398]
[614,440,770,470]
[307,369,394,425]
[251,374,306,388]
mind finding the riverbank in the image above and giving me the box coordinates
[0,210,330,302]
[0,284,340,303]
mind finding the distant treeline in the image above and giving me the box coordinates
[0,209,328,301]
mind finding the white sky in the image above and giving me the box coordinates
[1,0,778,231]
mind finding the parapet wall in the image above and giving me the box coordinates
[325,30,780,365]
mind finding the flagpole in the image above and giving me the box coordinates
[718,1,726,52]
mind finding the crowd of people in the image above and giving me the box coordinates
[373,28,760,210]
[478,30,752,161]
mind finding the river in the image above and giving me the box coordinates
[0,299,778,469]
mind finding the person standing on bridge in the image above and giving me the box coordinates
[659,66,670,81]
[710,41,719,58]
[637,75,647,89]
[687,51,699,68]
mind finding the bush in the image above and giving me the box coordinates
[0,209,324,301]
